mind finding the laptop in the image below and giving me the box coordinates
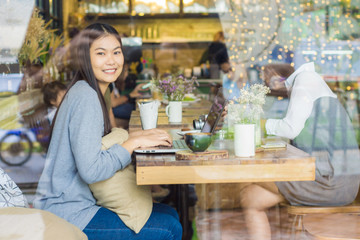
[134,88,226,153]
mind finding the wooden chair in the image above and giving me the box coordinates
[303,213,360,240]
[21,103,51,150]
[282,200,360,240]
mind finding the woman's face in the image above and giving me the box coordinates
[90,34,124,92]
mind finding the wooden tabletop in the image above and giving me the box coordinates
[129,115,196,132]
[135,140,316,185]
[129,99,212,132]
[130,108,209,117]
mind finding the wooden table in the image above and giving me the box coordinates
[135,139,316,239]
[131,97,316,239]
[136,142,315,185]
[130,108,209,117]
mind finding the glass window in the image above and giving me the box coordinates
[183,0,229,13]
[85,0,129,14]
[133,0,180,14]
[36,0,44,11]
[49,0,53,16]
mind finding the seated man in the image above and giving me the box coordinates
[239,62,360,240]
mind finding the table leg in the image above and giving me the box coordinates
[176,184,192,240]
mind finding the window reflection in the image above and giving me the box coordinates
[133,0,179,14]
[84,0,129,14]
[183,0,228,13]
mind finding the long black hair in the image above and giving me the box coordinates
[52,23,123,136]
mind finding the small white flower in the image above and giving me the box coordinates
[228,84,270,124]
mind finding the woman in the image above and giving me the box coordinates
[34,23,182,240]
[240,62,360,239]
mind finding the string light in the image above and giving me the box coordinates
[219,0,358,80]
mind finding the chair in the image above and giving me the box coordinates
[303,213,360,240]
[21,103,51,150]
[282,199,360,240]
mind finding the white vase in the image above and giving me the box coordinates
[234,123,255,157]
[165,101,182,123]
[255,117,262,148]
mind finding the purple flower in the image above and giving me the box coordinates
[154,74,198,101]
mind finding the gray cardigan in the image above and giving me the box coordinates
[34,81,131,230]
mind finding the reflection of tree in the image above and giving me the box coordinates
[292,97,360,176]
[17,8,65,92]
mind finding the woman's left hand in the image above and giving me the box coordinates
[129,128,168,138]
[129,83,148,98]
[124,129,172,154]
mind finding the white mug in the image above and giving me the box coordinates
[165,101,182,123]
[139,101,159,130]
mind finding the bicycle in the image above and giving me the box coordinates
[0,105,50,166]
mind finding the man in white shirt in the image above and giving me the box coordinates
[239,62,360,240]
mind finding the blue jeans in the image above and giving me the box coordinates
[112,102,135,119]
[83,203,182,240]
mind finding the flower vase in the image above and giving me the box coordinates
[255,117,262,148]
[165,101,182,123]
[234,123,255,157]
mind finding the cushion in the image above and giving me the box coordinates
[89,128,152,234]
[0,207,87,240]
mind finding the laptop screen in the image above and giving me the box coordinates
[201,88,226,134]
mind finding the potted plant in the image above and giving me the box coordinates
[227,84,270,157]
[151,74,198,123]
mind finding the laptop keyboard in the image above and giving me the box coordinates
[173,139,187,149]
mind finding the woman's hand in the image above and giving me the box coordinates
[129,128,169,138]
[129,83,148,98]
[123,129,172,154]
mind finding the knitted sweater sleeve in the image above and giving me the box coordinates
[68,89,131,184]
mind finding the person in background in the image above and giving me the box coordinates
[42,80,118,128]
[239,62,360,240]
[42,81,67,124]
[199,31,243,100]
[110,62,147,120]
[34,23,182,240]
[199,32,227,66]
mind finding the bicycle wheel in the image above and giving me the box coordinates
[0,133,33,166]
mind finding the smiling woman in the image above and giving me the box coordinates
[90,34,124,94]
[33,23,182,240]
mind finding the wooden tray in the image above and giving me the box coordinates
[176,150,229,161]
